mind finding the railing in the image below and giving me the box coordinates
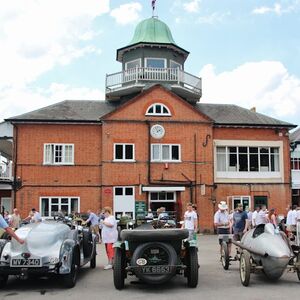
[106,67,202,94]
[0,161,13,180]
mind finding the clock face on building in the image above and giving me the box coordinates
[150,124,165,139]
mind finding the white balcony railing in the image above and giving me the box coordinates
[0,161,13,181]
[106,67,202,94]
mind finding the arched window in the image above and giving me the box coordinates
[146,103,171,116]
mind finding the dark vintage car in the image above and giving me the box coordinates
[0,219,97,288]
[113,223,199,289]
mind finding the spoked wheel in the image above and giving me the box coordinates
[113,247,126,290]
[296,253,300,281]
[220,241,230,270]
[62,252,78,288]
[0,275,8,288]
[240,250,251,286]
[186,247,199,288]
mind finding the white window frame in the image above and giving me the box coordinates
[43,143,74,165]
[125,58,141,70]
[39,196,80,218]
[148,191,176,203]
[170,60,182,70]
[144,57,167,69]
[214,140,283,183]
[146,103,171,116]
[151,144,181,162]
[113,143,135,162]
[231,195,251,210]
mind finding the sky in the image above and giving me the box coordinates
[0,0,299,127]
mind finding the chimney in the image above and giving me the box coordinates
[250,107,256,112]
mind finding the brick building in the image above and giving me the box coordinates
[6,17,296,231]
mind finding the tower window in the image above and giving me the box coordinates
[146,103,171,116]
[145,58,166,69]
[125,59,141,70]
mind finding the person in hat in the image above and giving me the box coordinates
[214,201,232,255]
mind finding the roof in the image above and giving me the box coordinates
[6,99,296,129]
[290,127,300,142]
[195,103,295,127]
[129,17,176,45]
[6,100,118,123]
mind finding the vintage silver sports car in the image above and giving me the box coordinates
[0,219,97,288]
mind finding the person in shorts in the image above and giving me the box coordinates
[214,201,231,255]
[183,203,198,240]
[85,209,100,242]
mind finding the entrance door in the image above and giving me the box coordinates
[149,192,176,219]
[1,197,12,213]
[113,187,135,220]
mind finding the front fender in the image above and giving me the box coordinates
[59,239,76,274]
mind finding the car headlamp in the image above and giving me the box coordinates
[49,257,59,264]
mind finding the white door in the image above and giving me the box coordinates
[1,197,12,213]
[113,187,135,220]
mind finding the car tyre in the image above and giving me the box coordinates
[220,241,230,270]
[131,242,177,284]
[113,247,126,290]
[0,275,8,288]
[186,247,199,288]
[240,250,251,286]
[297,253,300,281]
[62,252,78,288]
[90,245,96,269]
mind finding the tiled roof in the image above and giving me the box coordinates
[6,100,296,128]
[290,127,300,142]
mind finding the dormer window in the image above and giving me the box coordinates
[146,103,171,116]
[145,58,166,69]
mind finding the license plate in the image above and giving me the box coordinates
[11,258,41,267]
[140,265,171,274]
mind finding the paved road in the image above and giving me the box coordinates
[1,235,299,300]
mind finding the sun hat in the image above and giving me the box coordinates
[218,201,228,210]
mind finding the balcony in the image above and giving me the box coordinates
[105,67,202,102]
[292,170,300,189]
[0,161,13,181]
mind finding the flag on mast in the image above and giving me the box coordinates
[152,0,156,11]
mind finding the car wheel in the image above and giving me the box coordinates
[62,253,78,288]
[131,242,177,285]
[186,247,199,288]
[0,275,8,288]
[220,241,230,270]
[297,253,300,281]
[240,251,251,286]
[113,247,126,290]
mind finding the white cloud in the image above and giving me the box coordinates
[199,61,300,124]
[252,1,300,15]
[0,0,109,89]
[183,0,201,13]
[110,2,142,25]
[197,11,231,24]
[0,84,105,121]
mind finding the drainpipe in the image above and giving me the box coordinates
[194,134,197,204]
[13,124,18,209]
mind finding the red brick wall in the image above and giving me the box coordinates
[13,86,292,232]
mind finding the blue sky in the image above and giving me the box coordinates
[0,0,299,126]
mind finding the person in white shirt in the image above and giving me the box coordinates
[251,206,260,227]
[255,205,267,226]
[183,203,198,240]
[24,208,42,223]
[296,207,300,222]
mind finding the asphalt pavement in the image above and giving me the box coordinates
[0,235,299,300]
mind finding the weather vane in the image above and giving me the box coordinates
[152,0,157,17]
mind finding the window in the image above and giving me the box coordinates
[151,144,180,162]
[232,196,251,210]
[149,192,176,202]
[253,196,268,208]
[291,149,300,170]
[44,144,74,165]
[40,197,79,217]
[170,60,182,70]
[146,103,171,116]
[125,59,141,70]
[145,58,166,69]
[114,144,135,161]
[216,146,280,172]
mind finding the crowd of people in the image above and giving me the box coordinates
[213,201,300,255]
